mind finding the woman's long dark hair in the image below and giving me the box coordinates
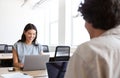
[18,23,38,46]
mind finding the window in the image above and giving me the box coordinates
[37,0,58,45]
[38,0,89,46]
[66,0,89,46]
[49,0,58,45]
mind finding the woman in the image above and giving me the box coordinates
[13,23,43,68]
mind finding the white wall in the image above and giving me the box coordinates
[0,0,45,45]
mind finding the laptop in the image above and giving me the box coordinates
[46,61,68,78]
[22,54,50,71]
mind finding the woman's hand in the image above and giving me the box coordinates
[19,63,24,68]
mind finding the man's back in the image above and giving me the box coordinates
[65,25,120,78]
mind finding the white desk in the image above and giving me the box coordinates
[0,53,52,60]
[0,52,73,60]
[0,67,48,78]
[0,53,13,60]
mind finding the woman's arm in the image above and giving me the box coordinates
[12,48,23,68]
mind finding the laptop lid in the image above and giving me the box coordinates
[46,61,68,78]
[23,54,49,71]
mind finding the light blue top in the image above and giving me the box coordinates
[13,42,43,64]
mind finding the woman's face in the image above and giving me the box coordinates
[24,29,36,43]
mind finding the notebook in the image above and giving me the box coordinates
[22,54,50,71]
[46,61,68,78]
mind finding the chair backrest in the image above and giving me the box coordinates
[6,45,13,53]
[0,44,13,67]
[42,45,49,52]
[54,46,70,61]
[0,44,7,53]
[46,61,68,78]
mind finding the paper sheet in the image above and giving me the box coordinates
[1,72,33,78]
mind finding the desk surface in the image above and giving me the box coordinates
[0,67,48,78]
[0,53,13,60]
[0,52,73,60]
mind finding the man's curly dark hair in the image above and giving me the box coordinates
[78,0,120,30]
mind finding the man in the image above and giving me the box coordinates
[65,0,120,78]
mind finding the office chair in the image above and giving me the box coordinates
[0,44,7,53]
[6,45,13,53]
[42,45,49,52]
[54,46,70,61]
[46,61,68,78]
[0,44,13,67]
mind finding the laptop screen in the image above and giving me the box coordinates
[23,54,49,71]
[46,61,68,78]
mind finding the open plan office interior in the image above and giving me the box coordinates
[0,0,89,78]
